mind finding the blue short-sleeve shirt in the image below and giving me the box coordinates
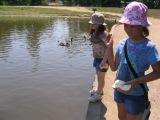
[115,37,160,96]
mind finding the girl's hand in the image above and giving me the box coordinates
[100,61,105,69]
[106,33,113,48]
[114,80,136,94]
[100,60,109,69]
[116,88,131,94]
[125,80,136,88]
[105,33,113,48]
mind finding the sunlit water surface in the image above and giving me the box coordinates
[0,17,115,120]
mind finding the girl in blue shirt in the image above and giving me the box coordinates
[103,1,160,120]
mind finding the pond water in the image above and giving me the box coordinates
[0,17,114,120]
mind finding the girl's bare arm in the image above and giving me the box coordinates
[100,35,119,71]
[106,46,119,71]
[126,61,160,85]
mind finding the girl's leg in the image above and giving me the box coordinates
[88,71,105,102]
[125,95,144,120]
[117,102,127,120]
[96,71,105,94]
[88,58,107,102]
[115,92,145,120]
[126,113,142,120]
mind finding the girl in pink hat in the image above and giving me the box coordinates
[88,12,110,102]
[105,1,160,120]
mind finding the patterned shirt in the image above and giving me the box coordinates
[90,33,107,58]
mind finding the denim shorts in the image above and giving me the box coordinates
[114,90,145,115]
[93,58,108,72]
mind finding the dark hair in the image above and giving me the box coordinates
[97,25,106,33]
[90,24,108,36]
[90,29,95,35]
[143,27,149,37]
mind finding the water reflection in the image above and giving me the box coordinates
[0,17,113,120]
[0,17,93,120]
[0,21,13,60]
[0,17,92,63]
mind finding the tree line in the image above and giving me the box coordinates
[0,0,160,8]
[0,0,48,5]
[62,0,160,8]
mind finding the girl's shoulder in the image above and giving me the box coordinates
[115,38,128,53]
[117,37,128,47]
[99,31,109,38]
[144,38,156,48]
[104,30,109,35]
[98,31,109,41]
[126,37,155,48]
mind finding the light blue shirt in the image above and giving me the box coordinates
[115,37,160,96]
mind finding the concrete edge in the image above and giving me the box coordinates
[85,75,106,120]
[85,101,102,120]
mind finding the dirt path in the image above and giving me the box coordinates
[102,18,160,120]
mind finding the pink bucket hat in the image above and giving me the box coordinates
[119,1,151,27]
[89,12,106,25]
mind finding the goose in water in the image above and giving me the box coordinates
[58,38,73,47]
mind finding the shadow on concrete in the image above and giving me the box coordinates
[100,102,107,120]
[85,101,107,120]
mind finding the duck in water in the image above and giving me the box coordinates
[58,38,73,47]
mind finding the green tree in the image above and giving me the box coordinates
[0,0,48,5]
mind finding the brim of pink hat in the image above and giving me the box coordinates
[118,17,152,27]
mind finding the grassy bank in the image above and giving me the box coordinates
[88,7,160,19]
[0,6,160,19]
[0,6,89,17]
